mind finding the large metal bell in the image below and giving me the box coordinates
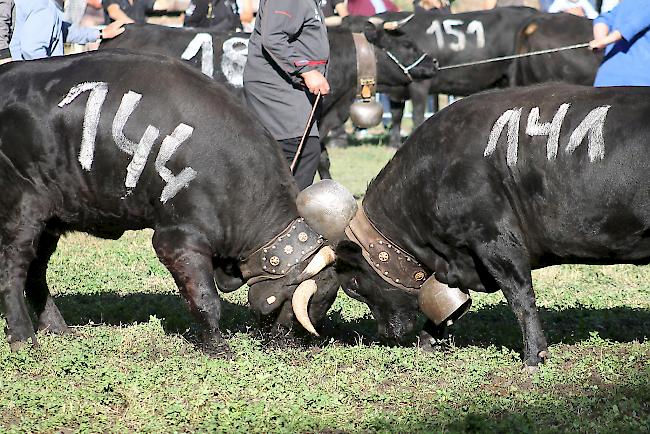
[350,100,384,129]
[297,179,358,242]
[418,277,472,326]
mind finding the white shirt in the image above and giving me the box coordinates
[600,0,619,13]
[548,0,598,19]
[369,0,386,13]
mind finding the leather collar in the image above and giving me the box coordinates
[239,218,324,285]
[352,32,377,101]
[344,207,428,293]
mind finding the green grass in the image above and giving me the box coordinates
[1,146,648,433]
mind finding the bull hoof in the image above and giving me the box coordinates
[8,336,37,352]
[38,314,70,335]
[523,364,540,374]
[522,349,550,370]
[418,337,451,353]
[198,332,233,359]
[327,137,348,149]
[38,322,71,335]
[388,141,402,150]
[538,350,550,361]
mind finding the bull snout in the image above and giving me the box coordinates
[373,309,419,344]
[377,315,416,345]
[409,55,438,80]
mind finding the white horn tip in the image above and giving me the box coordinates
[292,279,320,336]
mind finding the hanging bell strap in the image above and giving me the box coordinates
[352,33,377,102]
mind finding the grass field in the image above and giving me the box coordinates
[1,145,648,433]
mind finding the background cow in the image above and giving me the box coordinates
[334,84,650,366]
[513,13,601,86]
[99,22,439,177]
[372,7,539,147]
[0,52,345,351]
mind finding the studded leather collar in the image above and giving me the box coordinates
[239,218,324,286]
[344,206,428,293]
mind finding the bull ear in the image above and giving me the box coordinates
[363,22,382,44]
[248,281,291,316]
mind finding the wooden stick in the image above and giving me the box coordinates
[291,92,322,174]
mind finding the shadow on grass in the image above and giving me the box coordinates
[54,293,255,336]
[451,304,649,351]
[54,293,648,353]
[323,304,648,352]
[346,382,649,433]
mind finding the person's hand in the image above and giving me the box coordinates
[589,38,608,51]
[240,9,254,23]
[102,20,129,40]
[301,70,330,95]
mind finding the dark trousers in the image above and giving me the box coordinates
[279,136,321,191]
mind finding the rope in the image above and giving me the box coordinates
[437,42,591,71]
[291,92,322,174]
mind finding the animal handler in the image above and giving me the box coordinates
[589,0,650,86]
[0,0,14,63]
[10,0,125,60]
[243,0,330,190]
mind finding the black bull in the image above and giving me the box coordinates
[513,12,601,86]
[0,52,342,350]
[383,9,601,148]
[99,23,438,174]
[334,84,650,366]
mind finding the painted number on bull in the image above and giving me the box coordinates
[221,37,249,88]
[181,34,249,88]
[484,104,611,167]
[425,19,485,51]
[58,82,197,203]
[182,33,214,78]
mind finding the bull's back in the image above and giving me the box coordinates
[400,84,650,264]
[0,52,285,233]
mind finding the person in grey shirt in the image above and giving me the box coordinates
[0,0,14,62]
[243,0,330,190]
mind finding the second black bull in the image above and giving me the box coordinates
[0,51,358,351]
[100,22,438,176]
[332,84,650,366]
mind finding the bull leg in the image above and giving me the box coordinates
[418,319,449,352]
[0,222,44,350]
[431,94,439,114]
[410,92,427,131]
[477,242,548,366]
[326,126,348,149]
[388,99,405,149]
[24,230,69,334]
[317,143,332,180]
[152,227,227,354]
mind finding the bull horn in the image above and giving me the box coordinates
[368,16,385,27]
[296,246,336,282]
[292,279,319,336]
[383,14,414,31]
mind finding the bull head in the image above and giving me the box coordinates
[288,180,358,334]
[246,180,357,336]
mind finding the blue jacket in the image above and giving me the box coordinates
[594,0,650,86]
[10,0,99,59]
